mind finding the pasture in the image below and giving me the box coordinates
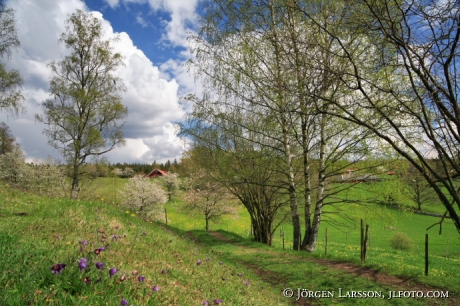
[1,176,459,305]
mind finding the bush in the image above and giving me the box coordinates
[390,232,413,251]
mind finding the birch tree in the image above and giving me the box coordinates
[185,0,382,251]
[0,2,23,116]
[36,10,127,199]
[293,0,460,233]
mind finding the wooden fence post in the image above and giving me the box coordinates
[325,227,328,256]
[360,219,364,262]
[446,237,449,258]
[425,234,429,276]
[165,208,168,226]
[363,224,369,262]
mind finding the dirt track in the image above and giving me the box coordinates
[202,231,458,306]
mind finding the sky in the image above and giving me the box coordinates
[1,0,203,164]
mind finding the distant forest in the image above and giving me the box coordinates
[110,159,180,175]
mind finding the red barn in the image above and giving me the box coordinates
[147,169,168,178]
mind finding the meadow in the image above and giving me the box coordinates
[1,176,459,305]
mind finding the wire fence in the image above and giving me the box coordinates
[267,224,460,275]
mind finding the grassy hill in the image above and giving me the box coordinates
[0,185,285,305]
[1,178,459,305]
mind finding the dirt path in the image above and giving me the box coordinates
[204,231,458,306]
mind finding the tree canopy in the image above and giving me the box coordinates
[0,1,23,116]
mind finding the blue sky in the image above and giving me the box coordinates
[1,0,202,164]
[84,0,188,65]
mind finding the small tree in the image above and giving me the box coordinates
[119,175,167,219]
[401,164,437,212]
[182,171,236,231]
[161,172,180,202]
[36,10,127,199]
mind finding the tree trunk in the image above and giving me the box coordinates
[301,114,313,249]
[70,162,80,200]
[268,0,301,251]
[251,215,273,246]
[306,113,327,252]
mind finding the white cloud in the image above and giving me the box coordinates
[104,0,120,8]
[109,0,199,47]
[135,15,148,27]
[1,0,187,164]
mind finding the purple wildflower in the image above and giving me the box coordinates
[152,285,160,292]
[112,235,122,241]
[161,269,167,274]
[237,273,243,277]
[243,280,250,286]
[109,267,118,277]
[50,263,66,274]
[197,260,202,266]
[94,246,105,255]
[95,261,104,270]
[138,275,145,282]
[219,262,223,265]
[203,301,209,306]
[206,258,210,262]
[79,240,88,246]
[78,258,87,271]
[121,298,128,306]
[214,299,223,305]
[83,277,91,284]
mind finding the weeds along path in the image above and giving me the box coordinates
[197,231,458,306]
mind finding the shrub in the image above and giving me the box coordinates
[390,232,413,251]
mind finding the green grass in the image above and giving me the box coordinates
[185,230,446,305]
[162,185,460,296]
[4,176,459,305]
[0,185,286,305]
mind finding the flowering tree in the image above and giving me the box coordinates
[119,175,167,219]
[27,157,66,196]
[182,170,236,231]
[160,172,180,202]
[0,146,26,184]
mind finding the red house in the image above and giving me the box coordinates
[147,169,168,178]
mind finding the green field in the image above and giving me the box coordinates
[1,177,459,305]
[162,179,460,293]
